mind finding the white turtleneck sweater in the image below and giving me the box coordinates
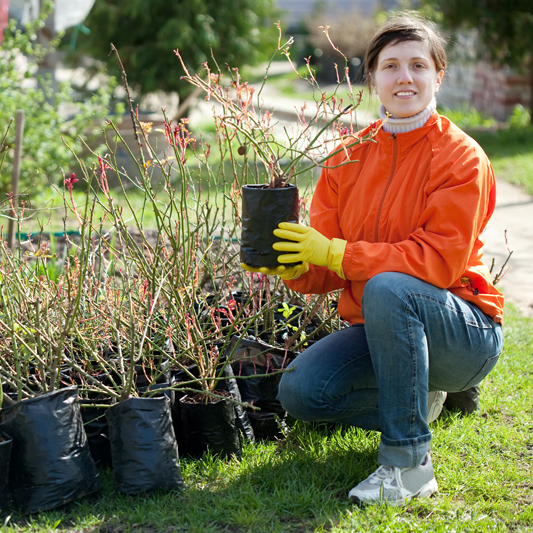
[378,98,437,134]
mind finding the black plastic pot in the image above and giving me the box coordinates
[227,337,295,440]
[247,411,289,441]
[179,393,241,459]
[171,363,254,456]
[80,399,113,469]
[138,382,175,406]
[240,183,300,268]
[221,364,255,445]
[0,387,101,514]
[106,396,184,494]
[0,431,12,515]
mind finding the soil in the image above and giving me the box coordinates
[180,389,233,405]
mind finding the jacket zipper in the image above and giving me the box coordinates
[374,133,398,242]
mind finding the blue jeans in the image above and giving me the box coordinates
[277,272,503,468]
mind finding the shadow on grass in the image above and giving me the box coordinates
[3,424,381,533]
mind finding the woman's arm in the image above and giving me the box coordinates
[341,143,496,288]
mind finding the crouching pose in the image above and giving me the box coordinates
[243,13,504,506]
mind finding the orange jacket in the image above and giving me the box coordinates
[286,112,504,324]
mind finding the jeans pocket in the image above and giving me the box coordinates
[462,304,494,329]
[461,353,500,391]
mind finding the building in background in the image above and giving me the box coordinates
[437,31,531,121]
[7,0,95,32]
[277,1,530,121]
[277,0,399,30]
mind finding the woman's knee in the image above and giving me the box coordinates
[277,365,308,418]
[362,272,413,318]
[364,272,411,300]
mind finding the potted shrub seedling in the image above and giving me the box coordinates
[175,26,379,269]
[0,227,102,514]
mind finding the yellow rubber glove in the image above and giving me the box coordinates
[240,262,309,280]
[272,222,347,279]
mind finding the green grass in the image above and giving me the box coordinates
[1,157,322,235]
[438,103,533,195]
[470,126,533,196]
[3,304,532,532]
[0,185,161,235]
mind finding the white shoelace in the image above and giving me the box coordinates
[368,465,398,486]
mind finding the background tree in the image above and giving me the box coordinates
[77,0,279,102]
[0,9,122,198]
[423,0,533,122]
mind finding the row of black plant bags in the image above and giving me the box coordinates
[78,339,297,474]
[0,332,312,514]
[0,387,185,515]
[77,307,310,470]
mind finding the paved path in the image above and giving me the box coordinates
[483,179,533,319]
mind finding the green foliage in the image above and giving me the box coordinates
[78,0,279,97]
[423,0,533,70]
[470,122,533,195]
[0,10,123,197]
[438,105,497,130]
[508,104,531,129]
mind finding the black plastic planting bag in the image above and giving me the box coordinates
[138,382,175,406]
[445,385,480,415]
[106,396,184,494]
[227,337,295,440]
[0,431,12,515]
[171,363,255,453]
[240,183,300,268]
[221,364,255,444]
[80,399,113,469]
[0,387,101,514]
[180,394,241,459]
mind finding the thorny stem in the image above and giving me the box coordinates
[110,44,145,168]
[285,294,327,349]
[492,230,513,285]
[0,118,14,174]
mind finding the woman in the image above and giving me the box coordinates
[243,13,504,506]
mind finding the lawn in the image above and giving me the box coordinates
[3,303,532,533]
[469,126,533,196]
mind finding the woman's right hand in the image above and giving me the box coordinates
[240,262,309,280]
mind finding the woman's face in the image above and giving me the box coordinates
[373,40,444,119]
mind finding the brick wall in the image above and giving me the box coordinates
[471,63,531,121]
[439,60,531,122]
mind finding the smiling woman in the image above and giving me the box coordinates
[372,40,443,119]
[247,12,505,508]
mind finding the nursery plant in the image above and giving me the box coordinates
[175,27,383,269]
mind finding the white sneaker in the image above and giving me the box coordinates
[349,452,438,506]
[427,390,447,424]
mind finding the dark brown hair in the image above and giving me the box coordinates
[364,13,447,91]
